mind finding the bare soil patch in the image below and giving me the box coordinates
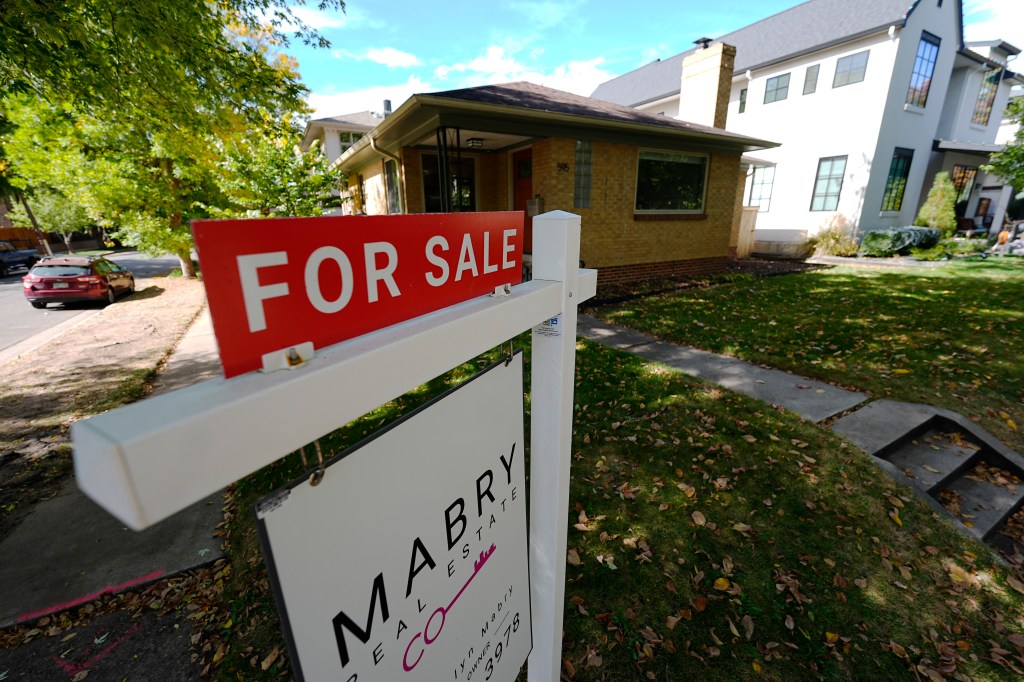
[0,277,207,542]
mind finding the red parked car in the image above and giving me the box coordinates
[22,256,136,309]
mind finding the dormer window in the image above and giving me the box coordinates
[340,131,363,153]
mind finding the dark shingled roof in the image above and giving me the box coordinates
[592,0,918,106]
[426,81,761,144]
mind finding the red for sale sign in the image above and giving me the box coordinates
[192,213,524,378]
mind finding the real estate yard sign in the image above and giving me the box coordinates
[73,211,594,682]
[256,354,531,681]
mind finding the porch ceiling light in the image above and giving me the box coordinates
[467,137,484,148]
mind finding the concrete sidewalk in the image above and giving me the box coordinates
[578,314,867,423]
[0,310,224,630]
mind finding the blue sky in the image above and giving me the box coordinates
[284,0,1024,119]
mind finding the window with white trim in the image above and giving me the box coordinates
[747,166,775,212]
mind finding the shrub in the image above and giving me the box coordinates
[910,238,991,260]
[812,214,859,256]
[914,172,957,237]
[859,226,941,257]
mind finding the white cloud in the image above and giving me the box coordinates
[306,76,431,119]
[434,45,614,97]
[963,0,1024,51]
[365,47,422,68]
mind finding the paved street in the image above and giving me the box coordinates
[0,251,179,362]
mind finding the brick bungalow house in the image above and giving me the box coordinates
[314,55,777,287]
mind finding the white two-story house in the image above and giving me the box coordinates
[592,0,1022,253]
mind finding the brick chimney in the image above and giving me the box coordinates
[679,41,736,129]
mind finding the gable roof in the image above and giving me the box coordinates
[335,81,778,171]
[301,111,385,150]
[592,0,920,107]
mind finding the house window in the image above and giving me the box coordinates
[747,165,775,212]
[739,88,747,113]
[422,154,476,212]
[803,65,820,95]
[972,68,1001,126]
[574,141,592,209]
[951,165,978,203]
[880,148,914,212]
[339,131,363,153]
[764,74,790,103]
[907,32,940,107]
[634,150,708,213]
[810,156,847,211]
[384,159,403,214]
[833,50,869,88]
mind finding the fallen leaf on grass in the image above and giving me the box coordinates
[260,647,280,671]
[567,549,582,566]
[741,614,755,640]
[1007,576,1024,595]
[714,577,731,591]
[889,510,903,526]
[692,511,707,526]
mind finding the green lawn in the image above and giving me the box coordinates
[206,259,1024,681]
[600,259,1024,453]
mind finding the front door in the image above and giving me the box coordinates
[512,148,533,252]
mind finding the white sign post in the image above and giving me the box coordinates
[71,211,595,682]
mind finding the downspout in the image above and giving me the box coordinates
[369,136,401,164]
[370,136,403,214]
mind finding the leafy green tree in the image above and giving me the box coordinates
[987,96,1024,198]
[914,171,957,237]
[8,188,93,253]
[2,97,223,276]
[214,134,346,218]
[0,1,344,129]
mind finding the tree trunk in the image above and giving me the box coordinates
[175,245,196,278]
[14,190,54,256]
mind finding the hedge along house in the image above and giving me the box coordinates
[319,75,777,288]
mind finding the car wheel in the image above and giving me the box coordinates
[105,287,117,306]
[127,277,136,294]
[30,301,46,309]
[0,263,7,278]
